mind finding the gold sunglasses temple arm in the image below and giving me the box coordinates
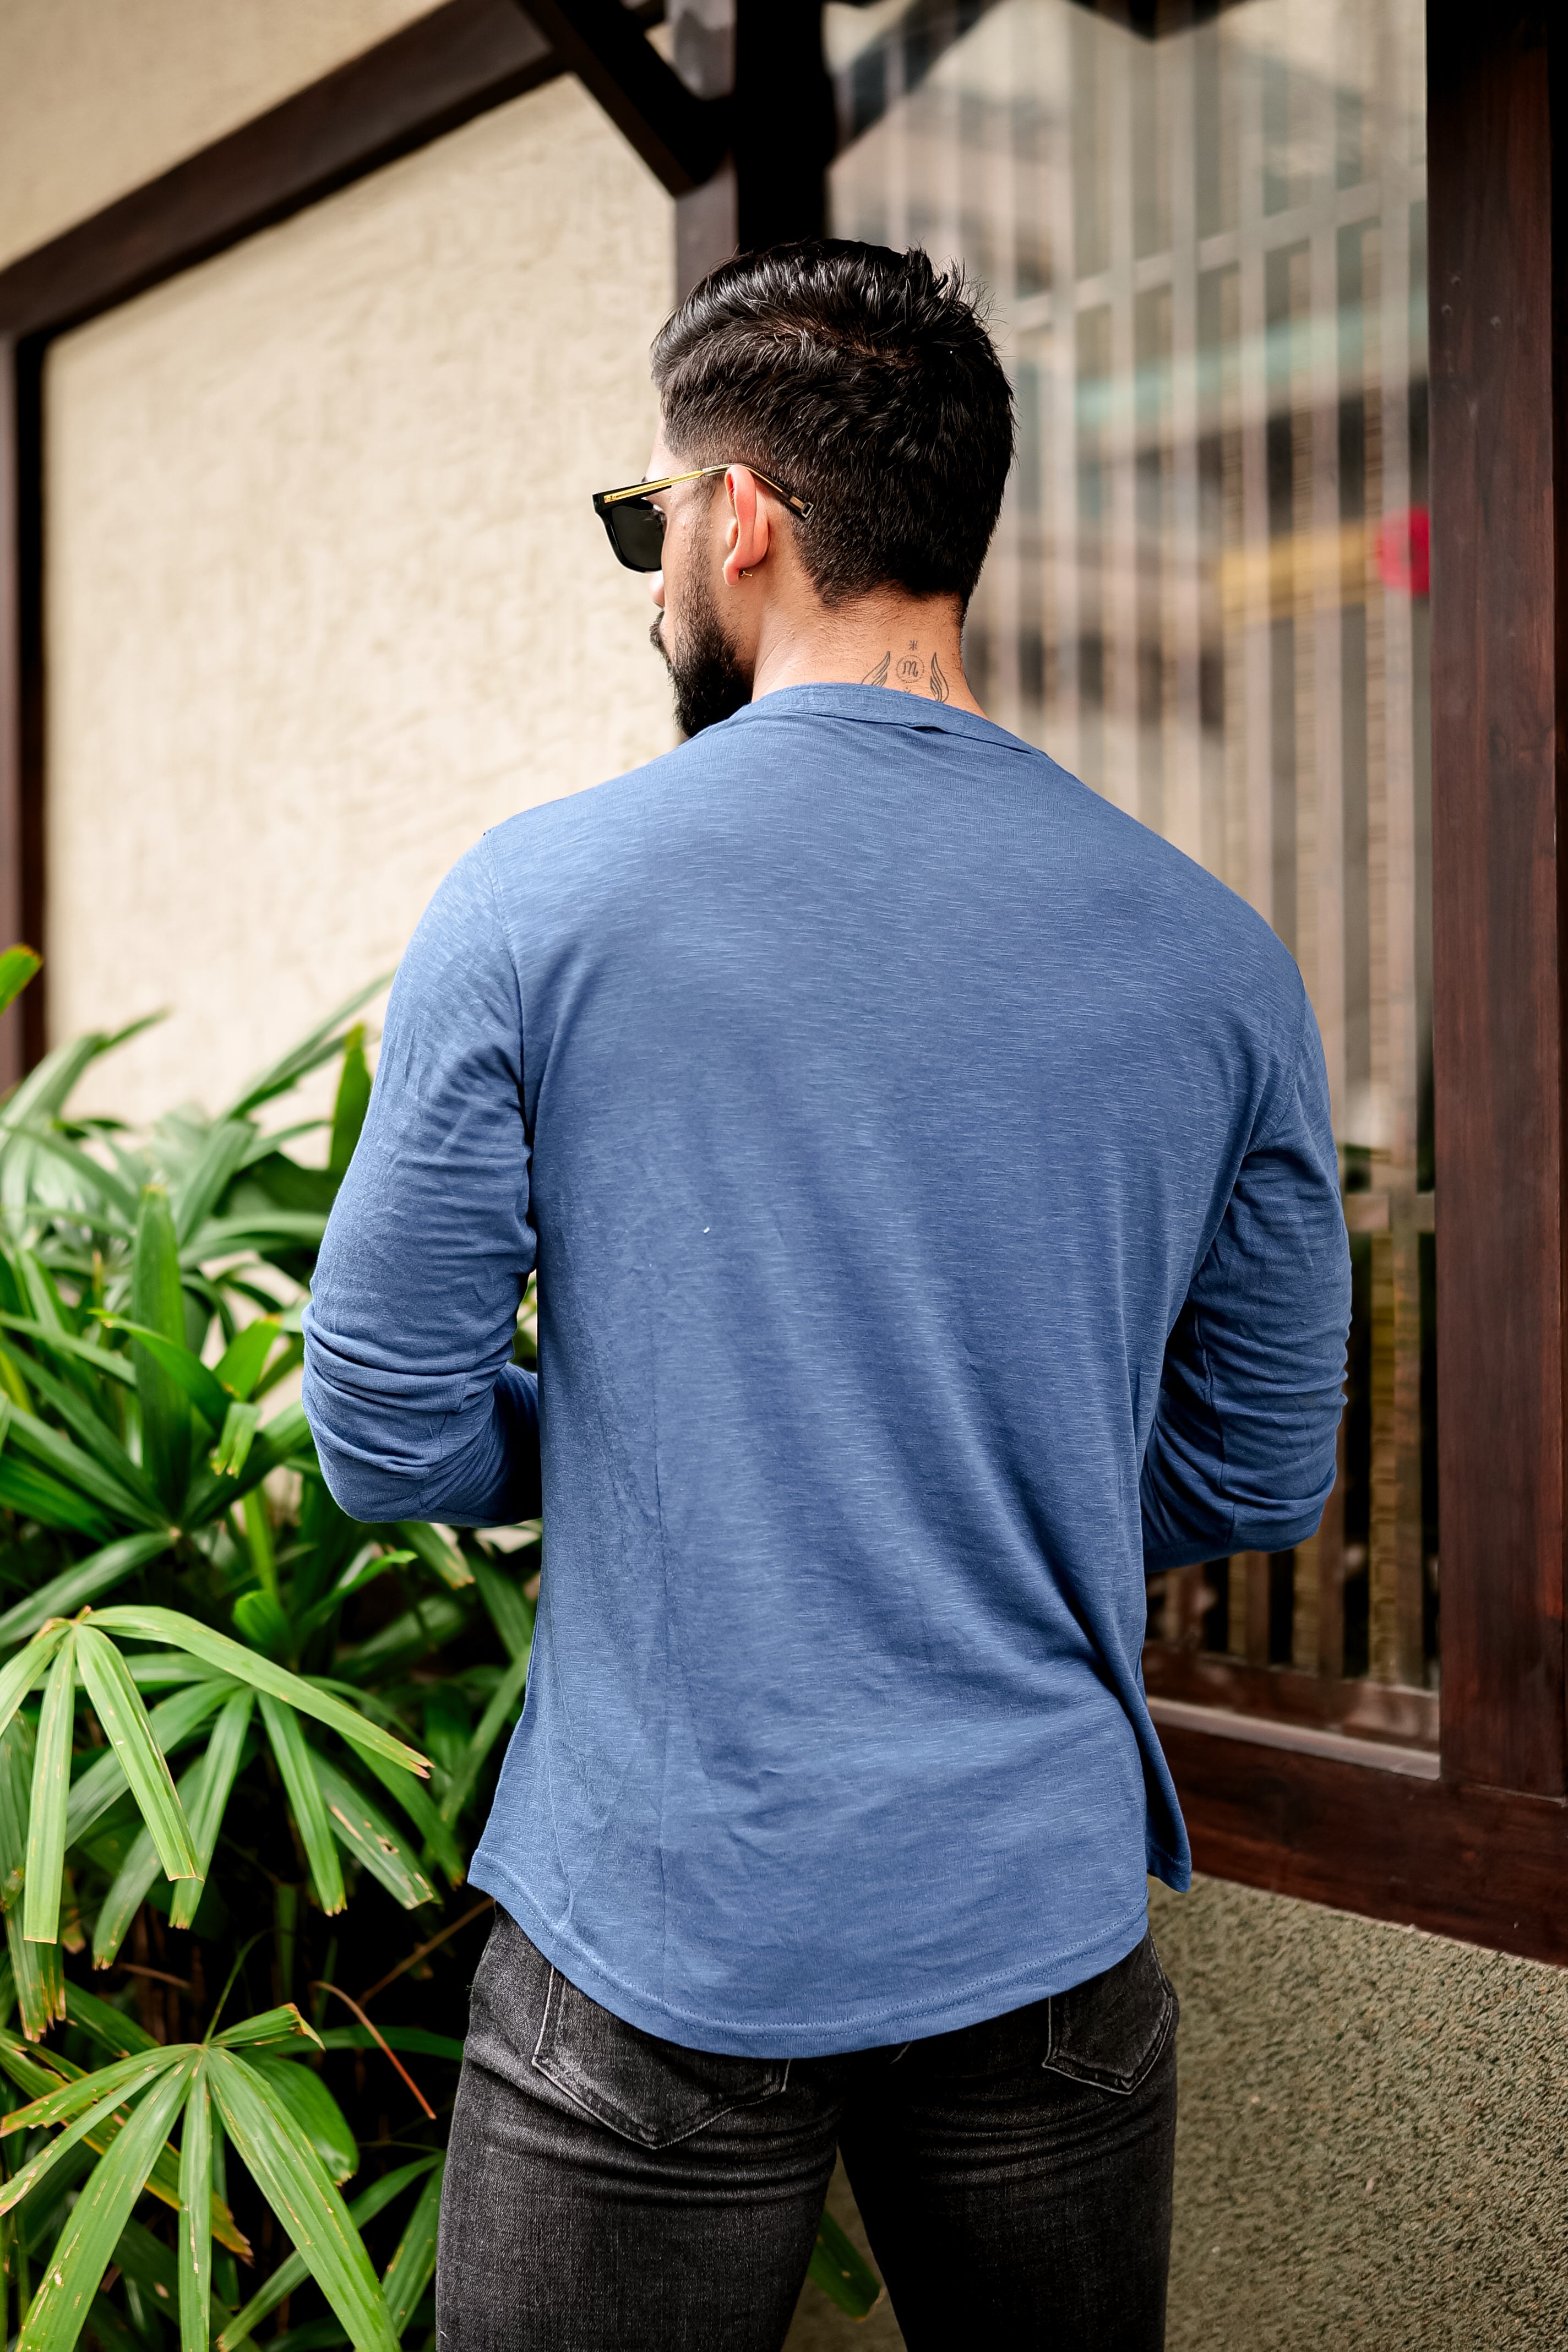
[594,465,811,519]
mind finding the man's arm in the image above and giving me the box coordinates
[302,842,542,1529]
[1141,993,1351,1571]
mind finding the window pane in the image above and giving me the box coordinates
[828,0,1435,1740]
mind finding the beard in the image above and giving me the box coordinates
[652,565,752,737]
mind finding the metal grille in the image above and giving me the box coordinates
[828,0,1434,1746]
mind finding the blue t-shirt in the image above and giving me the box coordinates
[303,684,1349,2057]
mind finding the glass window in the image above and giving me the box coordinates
[829,0,1434,1742]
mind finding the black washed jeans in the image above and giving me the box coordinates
[437,1908,1178,2352]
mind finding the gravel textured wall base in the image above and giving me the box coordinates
[1154,1872,1568,2350]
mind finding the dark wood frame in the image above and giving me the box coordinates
[2,0,1567,1962]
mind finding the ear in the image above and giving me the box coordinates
[722,466,773,587]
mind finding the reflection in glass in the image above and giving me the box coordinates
[829,0,1435,1733]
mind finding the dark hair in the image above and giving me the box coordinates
[650,240,1015,610]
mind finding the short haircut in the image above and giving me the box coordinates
[650,239,1015,610]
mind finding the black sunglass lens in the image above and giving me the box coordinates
[610,500,666,571]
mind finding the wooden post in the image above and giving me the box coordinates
[1428,4,1566,1793]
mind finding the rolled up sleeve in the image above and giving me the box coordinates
[303,839,541,1528]
[1141,987,1351,1571]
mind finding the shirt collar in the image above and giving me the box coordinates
[725,682,1037,754]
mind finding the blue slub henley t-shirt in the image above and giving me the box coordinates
[303,683,1350,2057]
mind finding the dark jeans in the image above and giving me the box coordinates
[437,1908,1178,2352]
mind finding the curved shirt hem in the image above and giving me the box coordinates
[1146,1837,1190,1891]
[467,1854,1152,2058]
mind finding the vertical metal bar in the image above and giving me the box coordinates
[1379,157,1426,1689]
[1166,32,1203,867]
[1105,24,1139,819]
[1219,261,1247,901]
[1289,243,1315,995]
[1047,2,1080,781]
[1305,25,1351,1688]
[1237,36,1272,927]
[1309,261,1346,1115]
[984,52,1025,745]
[1360,136,1425,1692]
[1362,207,1399,1685]
[1357,203,1423,1692]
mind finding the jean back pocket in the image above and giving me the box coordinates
[532,1967,788,2148]
[1042,1932,1177,2097]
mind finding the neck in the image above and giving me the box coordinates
[747,590,986,717]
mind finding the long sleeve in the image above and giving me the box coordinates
[1140,990,1351,1571]
[302,840,541,1528]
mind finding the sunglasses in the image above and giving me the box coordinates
[591,465,814,573]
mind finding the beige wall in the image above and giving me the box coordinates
[46,72,674,1124]
[0,0,447,269]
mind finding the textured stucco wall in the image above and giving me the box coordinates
[0,0,444,268]
[785,1878,1568,2350]
[46,73,675,1124]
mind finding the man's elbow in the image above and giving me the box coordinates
[308,1427,433,1526]
[302,1366,436,1525]
[1228,1495,1332,1555]
[303,1361,540,1529]
[1226,1450,1339,1558]
[1142,1411,1341,1570]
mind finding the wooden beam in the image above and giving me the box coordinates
[0,0,558,341]
[1164,1717,1568,1967]
[674,1,835,302]
[1143,1647,1439,1753]
[1428,5,1566,1794]
[733,0,833,252]
[517,0,729,194]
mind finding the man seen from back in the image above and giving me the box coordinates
[303,240,1351,2352]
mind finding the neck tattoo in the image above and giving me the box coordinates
[862,643,951,703]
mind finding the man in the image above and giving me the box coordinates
[303,242,1349,2352]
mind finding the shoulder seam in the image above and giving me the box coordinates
[1249,974,1312,1156]
[474,832,527,1086]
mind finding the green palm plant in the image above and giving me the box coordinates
[0,949,879,2352]
[0,954,549,2352]
[0,1999,416,2352]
